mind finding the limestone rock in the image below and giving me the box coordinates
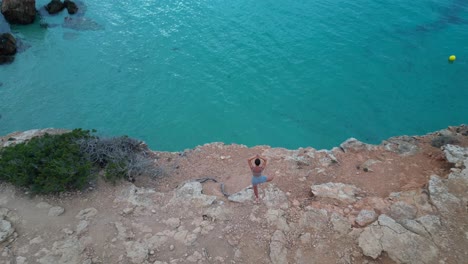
[186,251,202,262]
[299,208,329,230]
[266,209,289,232]
[355,210,377,226]
[340,138,376,152]
[75,208,98,220]
[169,181,216,207]
[228,187,253,203]
[358,215,438,264]
[48,206,65,217]
[114,184,157,208]
[269,230,288,264]
[263,184,289,209]
[428,175,461,214]
[1,0,36,24]
[0,219,14,243]
[115,222,134,241]
[36,202,53,209]
[389,201,417,221]
[45,0,64,14]
[330,213,351,235]
[311,182,360,203]
[443,144,468,166]
[37,237,84,264]
[76,220,88,235]
[16,256,27,264]
[383,136,419,156]
[124,241,148,264]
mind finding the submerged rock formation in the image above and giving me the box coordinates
[1,0,36,25]
[0,32,16,64]
[45,0,65,15]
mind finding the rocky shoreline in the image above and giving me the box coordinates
[0,125,467,264]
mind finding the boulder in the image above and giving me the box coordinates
[64,0,78,14]
[443,144,468,167]
[45,0,64,14]
[358,215,438,263]
[0,33,16,64]
[340,138,376,152]
[311,182,360,203]
[428,175,461,214]
[228,187,253,203]
[355,209,377,227]
[169,181,216,207]
[48,206,65,217]
[383,136,419,156]
[0,219,14,243]
[1,0,36,25]
[269,230,288,264]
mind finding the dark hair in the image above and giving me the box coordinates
[254,158,261,166]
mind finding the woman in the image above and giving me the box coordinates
[247,154,274,203]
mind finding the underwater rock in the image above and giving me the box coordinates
[0,33,16,64]
[63,16,104,31]
[45,0,65,15]
[64,0,78,15]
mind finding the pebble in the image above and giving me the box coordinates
[149,250,155,255]
[170,245,175,251]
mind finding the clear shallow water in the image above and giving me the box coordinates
[1,0,467,151]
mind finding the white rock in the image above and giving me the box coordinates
[228,188,254,203]
[356,210,377,226]
[0,219,14,243]
[48,206,65,217]
[75,208,98,220]
[16,256,27,264]
[311,182,360,203]
[269,230,288,264]
[30,236,44,244]
[36,202,52,209]
[76,220,89,235]
[124,241,148,264]
[123,207,134,215]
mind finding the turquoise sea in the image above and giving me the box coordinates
[1,0,467,151]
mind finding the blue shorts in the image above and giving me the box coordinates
[252,175,268,186]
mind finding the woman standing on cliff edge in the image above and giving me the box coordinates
[247,154,274,203]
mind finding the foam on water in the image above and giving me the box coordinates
[1,0,467,151]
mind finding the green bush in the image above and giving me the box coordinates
[0,129,94,194]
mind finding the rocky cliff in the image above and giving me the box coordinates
[0,125,467,264]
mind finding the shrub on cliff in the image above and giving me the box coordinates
[0,129,158,194]
[0,129,93,193]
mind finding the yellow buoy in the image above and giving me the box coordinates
[449,55,456,62]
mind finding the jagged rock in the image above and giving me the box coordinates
[355,209,377,226]
[38,237,84,264]
[164,218,180,229]
[265,209,289,232]
[389,201,417,221]
[0,219,14,243]
[0,33,16,64]
[124,241,148,264]
[383,136,419,156]
[169,181,216,207]
[331,213,351,235]
[358,215,438,263]
[75,208,98,220]
[299,207,329,230]
[64,0,78,14]
[428,175,461,214]
[311,182,360,203]
[36,202,53,209]
[48,206,65,217]
[340,138,376,152]
[228,187,253,203]
[115,222,134,240]
[263,185,289,209]
[0,208,19,224]
[443,144,468,167]
[1,0,36,24]
[122,207,134,215]
[269,230,287,264]
[76,220,88,235]
[45,0,64,14]
[114,184,157,208]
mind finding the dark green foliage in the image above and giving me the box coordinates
[0,129,94,194]
[431,135,459,148]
